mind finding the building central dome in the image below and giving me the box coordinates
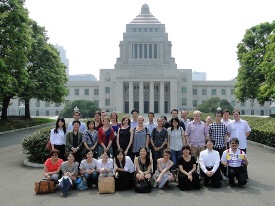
[130,4,161,24]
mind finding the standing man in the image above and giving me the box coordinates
[227,110,251,154]
[180,110,190,130]
[164,109,185,131]
[144,112,157,134]
[221,138,248,186]
[67,110,86,133]
[199,139,221,188]
[100,111,107,123]
[186,110,208,159]
[221,109,231,128]
[130,109,139,129]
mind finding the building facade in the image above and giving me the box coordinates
[7,4,272,117]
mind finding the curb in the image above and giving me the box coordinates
[248,140,275,152]
[24,158,44,168]
[0,122,54,135]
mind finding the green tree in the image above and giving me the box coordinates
[196,97,234,113]
[235,22,275,103]
[0,0,31,119]
[19,20,68,118]
[60,100,100,118]
[258,33,275,102]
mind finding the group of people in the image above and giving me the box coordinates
[43,108,251,194]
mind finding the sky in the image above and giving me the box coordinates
[24,0,275,81]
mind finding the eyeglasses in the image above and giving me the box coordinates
[51,154,58,156]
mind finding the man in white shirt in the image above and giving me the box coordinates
[199,139,221,188]
[67,111,86,133]
[221,138,248,186]
[221,109,231,147]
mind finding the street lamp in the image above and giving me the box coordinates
[250,99,255,115]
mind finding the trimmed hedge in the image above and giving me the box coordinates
[22,127,52,164]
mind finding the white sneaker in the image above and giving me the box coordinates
[222,175,228,181]
[92,184,97,188]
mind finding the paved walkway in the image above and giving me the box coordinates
[0,124,275,206]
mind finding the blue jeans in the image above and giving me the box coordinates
[171,150,182,170]
[84,171,99,186]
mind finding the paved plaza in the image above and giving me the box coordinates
[0,123,275,206]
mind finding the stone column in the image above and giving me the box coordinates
[115,81,123,113]
[170,80,178,110]
[149,81,154,112]
[129,81,133,112]
[139,81,144,114]
[160,81,164,114]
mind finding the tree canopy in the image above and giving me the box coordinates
[195,97,234,114]
[235,21,275,103]
[60,100,100,118]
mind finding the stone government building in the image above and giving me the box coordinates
[8,4,272,117]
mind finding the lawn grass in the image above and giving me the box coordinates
[0,116,55,132]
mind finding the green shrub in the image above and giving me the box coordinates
[22,127,53,164]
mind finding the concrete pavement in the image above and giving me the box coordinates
[0,125,275,206]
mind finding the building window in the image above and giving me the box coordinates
[46,111,49,116]
[144,85,149,93]
[139,44,142,58]
[134,44,138,58]
[221,89,226,95]
[149,28,153,32]
[55,103,61,107]
[182,87,186,94]
[35,100,40,107]
[144,28,147,32]
[193,89,197,95]
[45,101,50,107]
[260,110,264,116]
[231,100,235,107]
[75,89,79,95]
[105,77,110,82]
[138,28,142,32]
[84,89,89,95]
[154,44,157,58]
[149,44,152,58]
[231,89,234,95]
[36,111,39,116]
[94,89,99,95]
[154,86,159,93]
[212,89,216,95]
[105,98,110,106]
[55,110,59,116]
[182,77,186,82]
[241,102,245,106]
[105,87,110,94]
[182,98,187,106]
[133,28,136,32]
[202,89,207,95]
[165,86,169,93]
[241,110,245,115]
[193,100,197,107]
[155,28,158,32]
[144,44,147,58]
[94,100,99,106]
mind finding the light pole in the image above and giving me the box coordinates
[250,99,255,115]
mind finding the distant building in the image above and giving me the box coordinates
[7,4,272,117]
[69,74,97,81]
[54,44,69,75]
[192,71,207,81]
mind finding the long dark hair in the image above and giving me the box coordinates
[54,117,66,133]
[115,148,126,168]
[138,146,150,166]
[171,117,180,131]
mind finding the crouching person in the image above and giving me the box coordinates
[97,150,114,177]
[114,148,135,190]
[79,150,99,188]
[221,138,248,186]
[43,149,63,182]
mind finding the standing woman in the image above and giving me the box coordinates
[134,147,152,182]
[153,149,174,189]
[43,149,63,182]
[132,116,150,157]
[110,112,121,156]
[114,148,135,190]
[83,120,98,159]
[79,150,99,188]
[50,117,66,160]
[177,145,201,191]
[94,111,103,131]
[65,120,83,164]
[167,117,185,176]
[98,117,114,157]
[117,116,134,161]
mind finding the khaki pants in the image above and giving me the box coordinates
[190,146,205,159]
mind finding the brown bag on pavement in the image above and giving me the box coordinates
[35,180,56,194]
[98,177,115,194]
[46,140,52,151]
